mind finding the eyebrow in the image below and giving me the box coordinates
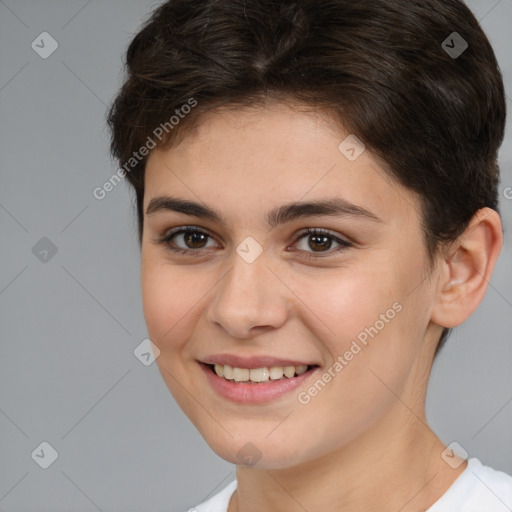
[145,195,382,227]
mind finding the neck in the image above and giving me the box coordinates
[229,401,467,512]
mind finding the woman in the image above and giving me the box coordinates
[107,0,512,510]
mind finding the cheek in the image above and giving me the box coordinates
[283,269,420,446]
[140,257,207,417]
[289,262,397,348]
[140,257,203,351]
[290,256,424,391]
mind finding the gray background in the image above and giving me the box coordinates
[0,1,511,511]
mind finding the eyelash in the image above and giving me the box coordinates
[156,225,353,259]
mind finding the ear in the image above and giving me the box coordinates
[431,207,503,328]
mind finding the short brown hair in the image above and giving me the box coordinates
[107,0,506,355]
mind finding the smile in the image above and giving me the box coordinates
[212,363,309,382]
[199,362,321,404]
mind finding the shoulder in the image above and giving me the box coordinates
[186,480,237,512]
[428,458,512,512]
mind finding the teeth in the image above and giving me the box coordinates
[223,365,233,380]
[212,364,309,382]
[269,366,284,380]
[249,367,270,382]
[283,366,295,378]
[295,365,308,375]
[233,367,250,382]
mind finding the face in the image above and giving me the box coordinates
[141,102,443,469]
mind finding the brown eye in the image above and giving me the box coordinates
[158,226,218,255]
[293,228,352,257]
[182,230,209,249]
[305,233,334,252]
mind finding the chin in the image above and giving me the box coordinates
[202,433,306,470]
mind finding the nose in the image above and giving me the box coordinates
[206,250,289,339]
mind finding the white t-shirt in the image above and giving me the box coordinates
[187,458,512,512]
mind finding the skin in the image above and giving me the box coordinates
[140,101,502,512]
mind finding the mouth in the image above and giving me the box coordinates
[205,362,318,383]
[199,362,321,404]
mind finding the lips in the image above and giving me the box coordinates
[200,361,321,403]
[198,354,321,403]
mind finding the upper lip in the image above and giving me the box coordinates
[200,354,318,369]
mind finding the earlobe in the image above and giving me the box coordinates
[431,207,503,329]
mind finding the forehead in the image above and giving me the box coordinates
[144,103,421,229]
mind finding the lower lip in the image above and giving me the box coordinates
[200,363,320,404]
